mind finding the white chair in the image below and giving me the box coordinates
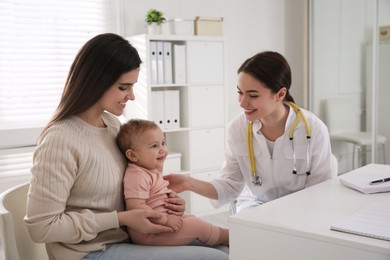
[330,153,339,177]
[0,182,48,260]
[324,96,386,168]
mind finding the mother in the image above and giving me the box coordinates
[24,33,228,260]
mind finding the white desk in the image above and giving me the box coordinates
[229,164,390,260]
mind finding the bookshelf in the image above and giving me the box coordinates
[125,34,228,216]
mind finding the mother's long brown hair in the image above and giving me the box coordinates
[42,33,141,135]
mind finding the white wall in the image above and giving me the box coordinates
[379,0,390,25]
[310,0,371,120]
[121,0,307,121]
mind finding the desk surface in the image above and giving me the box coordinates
[229,164,390,260]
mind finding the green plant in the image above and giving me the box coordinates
[145,9,166,25]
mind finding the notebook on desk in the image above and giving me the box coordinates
[339,164,390,194]
[330,202,390,241]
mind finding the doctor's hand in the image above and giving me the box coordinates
[118,209,173,234]
[165,173,218,200]
[163,174,190,193]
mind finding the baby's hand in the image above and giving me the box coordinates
[165,214,183,232]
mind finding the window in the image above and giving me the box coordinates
[0,0,119,187]
[0,147,34,193]
[0,0,118,132]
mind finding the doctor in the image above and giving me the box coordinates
[164,51,332,213]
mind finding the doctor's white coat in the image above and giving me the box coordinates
[210,104,332,209]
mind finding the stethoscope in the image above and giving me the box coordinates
[247,101,312,186]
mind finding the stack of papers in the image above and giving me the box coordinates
[330,202,390,241]
[339,164,390,194]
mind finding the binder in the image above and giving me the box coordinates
[149,41,158,84]
[164,90,180,129]
[156,41,165,84]
[151,90,165,129]
[163,42,173,84]
[173,44,186,84]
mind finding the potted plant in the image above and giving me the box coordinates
[145,9,166,34]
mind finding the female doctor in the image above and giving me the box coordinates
[164,51,333,213]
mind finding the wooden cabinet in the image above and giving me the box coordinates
[124,34,228,215]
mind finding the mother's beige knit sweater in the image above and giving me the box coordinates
[24,112,128,260]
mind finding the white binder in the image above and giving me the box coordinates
[164,90,180,129]
[151,90,165,129]
[149,41,158,84]
[156,41,165,84]
[173,44,186,84]
[163,42,173,84]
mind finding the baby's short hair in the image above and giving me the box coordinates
[117,119,158,154]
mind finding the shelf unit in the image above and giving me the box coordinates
[125,34,228,216]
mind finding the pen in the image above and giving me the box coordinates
[369,177,390,185]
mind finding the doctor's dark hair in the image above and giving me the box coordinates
[238,51,295,103]
[42,33,142,134]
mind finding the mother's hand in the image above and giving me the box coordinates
[165,191,185,216]
[118,209,173,234]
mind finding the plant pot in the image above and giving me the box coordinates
[147,23,162,34]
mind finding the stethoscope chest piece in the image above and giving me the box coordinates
[252,175,262,186]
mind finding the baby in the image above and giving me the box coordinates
[116,118,229,246]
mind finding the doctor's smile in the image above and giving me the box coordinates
[243,109,257,116]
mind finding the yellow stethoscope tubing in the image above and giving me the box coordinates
[246,102,312,182]
[247,121,256,176]
[288,101,311,139]
[288,101,312,175]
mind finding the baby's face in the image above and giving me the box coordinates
[132,127,168,171]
